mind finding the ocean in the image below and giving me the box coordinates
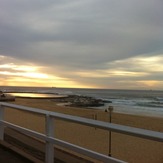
[1,86,163,117]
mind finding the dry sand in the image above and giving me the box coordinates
[3,98,163,163]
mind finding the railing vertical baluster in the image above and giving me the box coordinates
[0,105,5,140]
[45,114,54,163]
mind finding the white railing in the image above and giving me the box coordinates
[0,102,163,163]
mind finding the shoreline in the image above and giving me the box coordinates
[5,90,163,118]
[8,97,163,128]
[3,98,163,163]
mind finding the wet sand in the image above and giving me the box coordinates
[3,98,163,163]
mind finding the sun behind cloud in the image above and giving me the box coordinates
[0,55,91,88]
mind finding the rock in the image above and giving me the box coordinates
[51,95,104,107]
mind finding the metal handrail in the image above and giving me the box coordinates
[0,102,163,163]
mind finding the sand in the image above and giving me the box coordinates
[3,98,163,163]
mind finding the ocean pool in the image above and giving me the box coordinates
[7,93,67,98]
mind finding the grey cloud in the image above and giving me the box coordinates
[0,0,163,88]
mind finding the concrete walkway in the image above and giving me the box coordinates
[0,128,94,163]
[0,143,33,163]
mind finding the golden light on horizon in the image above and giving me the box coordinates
[1,54,163,89]
[135,56,163,72]
[0,71,48,79]
[0,64,48,79]
[137,56,160,63]
[13,66,37,72]
[109,70,148,76]
[2,76,92,88]
[0,62,92,88]
[21,72,48,79]
[108,55,163,73]
[77,70,147,78]
[138,80,160,87]
[0,63,36,70]
[0,63,36,71]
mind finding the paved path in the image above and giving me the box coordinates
[0,144,33,163]
[0,128,94,163]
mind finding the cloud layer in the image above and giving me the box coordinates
[0,0,163,89]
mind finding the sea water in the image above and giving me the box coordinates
[1,86,163,117]
[57,88,163,117]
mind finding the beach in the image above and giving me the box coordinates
[4,98,163,163]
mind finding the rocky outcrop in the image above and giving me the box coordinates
[51,95,106,107]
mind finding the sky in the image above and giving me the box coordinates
[0,0,163,89]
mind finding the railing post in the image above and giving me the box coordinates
[108,106,113,157]
[45,114,54,163]
[0,104,5,140]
